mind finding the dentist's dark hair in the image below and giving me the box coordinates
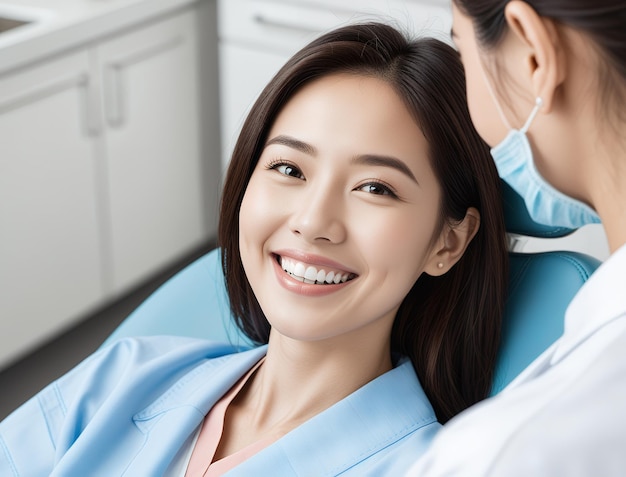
[453,0,626,117]
[218,22,508,423]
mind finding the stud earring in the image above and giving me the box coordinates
[437,262,444,269]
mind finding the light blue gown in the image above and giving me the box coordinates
[0,336,440,476]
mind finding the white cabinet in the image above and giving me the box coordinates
[0,50,103,366]
[217,0,452,168]
[218,43,287,169]
[96,10,206,293]
[0,5,218,368]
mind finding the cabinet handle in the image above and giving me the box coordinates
[103,63,124,129]
[251,5,341,34]
[252,14,326,34]
[103,35,183,129]
[0,72,97,137]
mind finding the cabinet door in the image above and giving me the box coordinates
[0,51,103,367]
[98,9,207,293]
[218,43,287,167]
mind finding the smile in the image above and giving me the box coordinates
[278,255,356,285]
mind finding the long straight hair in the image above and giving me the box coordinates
[218,23,508,423]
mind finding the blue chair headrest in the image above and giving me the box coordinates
[493,179,602,394]
[501,180,574,238]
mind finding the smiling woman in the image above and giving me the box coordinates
[221,23,509,425]
[0,22,508,477]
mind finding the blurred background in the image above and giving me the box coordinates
[0,0,608,419]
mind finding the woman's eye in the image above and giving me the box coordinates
[272,162,304,179]
[358,182,397,197]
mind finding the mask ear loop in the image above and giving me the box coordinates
[479,61,512,130]
[521,97,543,133]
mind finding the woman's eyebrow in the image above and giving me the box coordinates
[265,135,317,156]
[266,135,418,184]
[352,154,419,184]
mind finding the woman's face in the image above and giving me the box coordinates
[238,73,445,344]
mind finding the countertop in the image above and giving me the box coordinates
[0,0,202,75]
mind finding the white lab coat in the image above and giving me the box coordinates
[407,243,626,476]
[0,337,440,476]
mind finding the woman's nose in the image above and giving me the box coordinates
[288,185,347,244]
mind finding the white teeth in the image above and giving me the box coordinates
[304,266,318,281]
[294,262,306,278]
[279,256,353,285]
[284,258,294,274]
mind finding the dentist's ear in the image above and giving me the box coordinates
[425,207,480,276]
[504,1,566,113]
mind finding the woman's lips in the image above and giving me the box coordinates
[271,251,357,295]
[277,255,355,284]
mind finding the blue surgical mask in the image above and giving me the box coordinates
[490,97,601,229]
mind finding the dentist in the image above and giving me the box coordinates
[409,1,626,475]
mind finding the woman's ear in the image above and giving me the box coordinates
[425,207,480,276]
[504,1,566,113]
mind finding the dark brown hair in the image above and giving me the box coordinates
[218,23,508,423]
[453,0,626,115]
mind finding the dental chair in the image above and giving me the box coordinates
[491,182,601,393]
[102,182,602,394]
